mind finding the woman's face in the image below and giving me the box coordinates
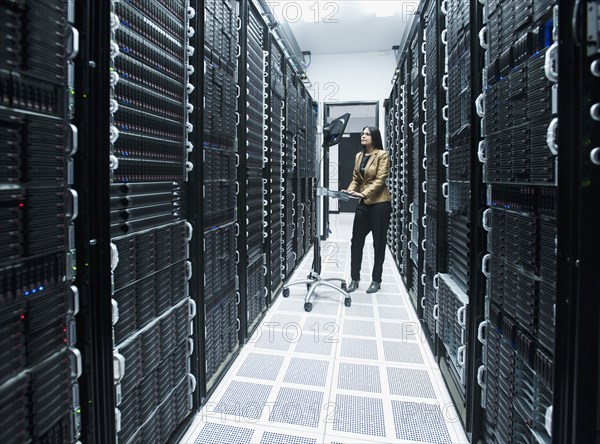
[361,129,372,146]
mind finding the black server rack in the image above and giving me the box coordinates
[407,29,426,311]
[553,2,600,441]
[422,0,448,345]
[238,0,268,339]
[108,1,195,442]
[265,36,285,301]
[283,62,298,278]
[202,0,240,391]
[399,58,413,296]
[478,0,557,442]
[0,2,81,443]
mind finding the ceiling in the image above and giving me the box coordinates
[266,1,419,56]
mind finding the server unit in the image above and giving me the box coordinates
[0,2,81,443]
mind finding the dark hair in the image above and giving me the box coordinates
[362,126,384,150]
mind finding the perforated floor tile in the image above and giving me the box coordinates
[307,301,341,315]
[343,303,375,318]
[302,316,339,333]
[377,306,411,321]
[340,338,378,360]
[236,353,284,381]
[342,319,376,337]
[294,332,335,355]
[392,400,453,443]
[265,313,304,330]
[268,387,324,428]
[383,341,425,364]
[259,431,318,444]
[332,394,386,437]
[387,367,436,398]
[250,329,293,351]
[214,381,272,419]
[380,321,423,341]
[284,358,329,387]
[375,293,406,306]
[192,423,254,444]
[337,362,381,393]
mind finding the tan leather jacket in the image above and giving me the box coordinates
[347,149,392,205]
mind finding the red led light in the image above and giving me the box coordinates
[18,203,24,208]
[20,315,25,320]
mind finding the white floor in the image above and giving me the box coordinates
[181,214,469,444]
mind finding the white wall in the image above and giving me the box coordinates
[306,51,397,210]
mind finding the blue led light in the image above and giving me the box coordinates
[32,289,37,293]
[38,286,44,291]
[24,291,30,296]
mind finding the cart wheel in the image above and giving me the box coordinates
[344,297,352,307]
[283,288,290,298]
[341,282,347,290]
[304,302,313,312]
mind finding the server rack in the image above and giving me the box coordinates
[0,2,81,443]
[386,0,486,438]
[422,0,448,346]
[237,0,268,340]
[106,1,197,442]
[477,0,557,442]
[283,61,298,278]
[554,1,600,441]
[202,0,240,392]
[265,35,285,302]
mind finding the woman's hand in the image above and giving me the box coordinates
[342,190,365,198]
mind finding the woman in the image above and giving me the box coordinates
[341,126,392,293]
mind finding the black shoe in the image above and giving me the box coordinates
[346,280,359,293]
[366,281,381,293]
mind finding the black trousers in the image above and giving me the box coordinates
[350,201,392,282]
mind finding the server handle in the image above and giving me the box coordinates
[113,353,126,381]
[478,140,487,163]
[546,118,559,156]
[482,253,491,278]
[433,304,439,320]
[441,0,448,15]
[68,26,79,60]
[70,347,83,379]
[422,215,427,228]
[422,41,427,54]
[442,182,449,198]
[478,26,488,49]
[544,42,559,82]
[457,345,466,366]
[477,365,486,388]
[433,273,439,290]
[477,320,489,344]
[476,93,485,117]
[457,305,467,327]
[422,181,427,193]
[421,239,426,251]
[441,29,448,45]
[188,374,197,393]
[421,274,426,286]
[443,151,450,167]
[482,208,492,232]
[188,299,197,319]
[442,105,449,121]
